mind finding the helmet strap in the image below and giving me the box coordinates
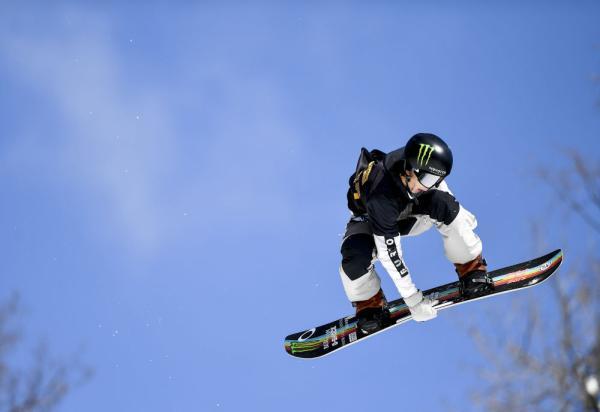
[401,174,416,200]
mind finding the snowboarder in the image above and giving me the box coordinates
[341,133,494,334]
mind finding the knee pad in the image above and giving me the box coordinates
[340,234,376,281]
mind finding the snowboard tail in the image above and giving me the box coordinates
[284,249,563,359]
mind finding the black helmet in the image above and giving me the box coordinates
[404,133,453,188]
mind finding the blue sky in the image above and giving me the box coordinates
[1,2,599,411]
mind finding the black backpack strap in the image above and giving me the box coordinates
[351,148,386,202]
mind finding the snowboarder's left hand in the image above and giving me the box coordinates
[405,290,438,322]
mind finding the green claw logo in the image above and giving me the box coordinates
[417,144,435,167]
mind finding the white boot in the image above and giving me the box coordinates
[404,291,438,322]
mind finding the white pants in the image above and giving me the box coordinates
[339,181,482,302]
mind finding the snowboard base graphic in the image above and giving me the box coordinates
[284,249,563,359]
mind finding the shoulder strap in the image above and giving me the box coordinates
[352,148,386,201]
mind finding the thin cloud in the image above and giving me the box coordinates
[0,8,175,255]
[0,6,306,257]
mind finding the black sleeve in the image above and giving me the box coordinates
[411,189,460,225]
[365,193,401,237]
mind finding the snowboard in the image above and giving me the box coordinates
[284,249,563,359]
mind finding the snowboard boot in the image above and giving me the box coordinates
[354,289,389,334]
[455,255,494,298]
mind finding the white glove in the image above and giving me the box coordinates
[405,290,438,322]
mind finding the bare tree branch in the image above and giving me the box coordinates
[537,164,600,234]
[468,149,600,412]
[0,294,92,412]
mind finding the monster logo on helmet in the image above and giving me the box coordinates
[404,133,453,189]
[417,143,435,168]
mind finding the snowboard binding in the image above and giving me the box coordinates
[354,289,391,335]
[455,255,494,298]
[357,306,391,335]
[459,270,495,298]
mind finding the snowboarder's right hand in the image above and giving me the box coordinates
[405,290,438,322]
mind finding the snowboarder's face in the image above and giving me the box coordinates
[403,170,429,193]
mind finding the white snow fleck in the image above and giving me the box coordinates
[586,375,599,396]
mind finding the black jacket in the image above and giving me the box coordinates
[347,148,414,237]
[347,146,461,241]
